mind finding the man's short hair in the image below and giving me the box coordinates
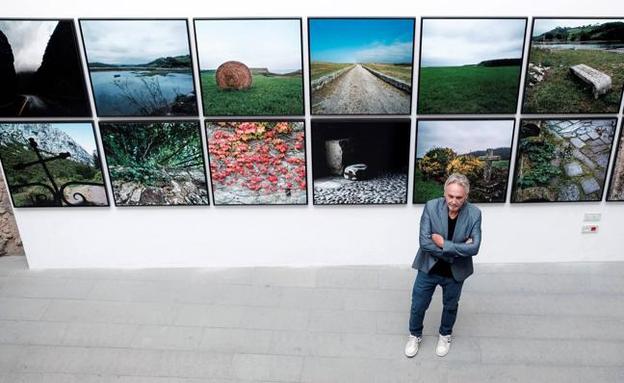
[444,173,470,195]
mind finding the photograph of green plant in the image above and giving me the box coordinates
[607,123,624,201]
[99,121,209,206]
[206,121,307,205]
[417,18,527,114]
[194,19,304,116]
[0,122,108,207]
[414,120,514,203]
[512,119,616,203]
[522,18,624,114]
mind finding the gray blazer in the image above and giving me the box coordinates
[412,197,482,282]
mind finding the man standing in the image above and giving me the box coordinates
[405,173,482,357]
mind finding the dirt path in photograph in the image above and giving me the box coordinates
[64,185,108,205]
[312,65,410,114]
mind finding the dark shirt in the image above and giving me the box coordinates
[428,214,457,278]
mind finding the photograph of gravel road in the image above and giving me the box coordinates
[312,119,410,205]
[80,19,197,117]
[194,19,304,116]
[512,119,616,203]
[607,122,624,201]
[414,119,515,203]
[522,18,624,114]
[0,19,92,117]
[417,18,527,114]
[308,18,415,115]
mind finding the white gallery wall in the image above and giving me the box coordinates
[3,0,624,268]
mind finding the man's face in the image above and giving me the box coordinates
[444,183,467,214]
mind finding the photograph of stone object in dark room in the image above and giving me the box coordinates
[522,18,624,114]
[80,19,198,117]
[308,18,415,115]
[99,121,209,206]
[418,18,527,114]
[414,119,515,203]
[607,122,624,201]
[312,119,410,205]
[0,19,92,117]
[0,122,108,207]
[194,19,304,116]
[512,118,616,203]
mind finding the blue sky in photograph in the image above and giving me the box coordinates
[309,18,414,64]
[416,120,514,157]
[81,20,190,65]
[533,18,624,36]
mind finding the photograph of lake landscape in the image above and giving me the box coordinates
[414,119,514,203]
[194,19,304,116]
[417,18,527,114]
[308,18,415,115]
[522,18,624,114]
[79,19,197,117]
[0,19,91,117]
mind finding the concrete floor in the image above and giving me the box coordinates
[0,256,623,382]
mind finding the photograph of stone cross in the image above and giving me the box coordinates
[512,119,616,203]
[607,122,624,201]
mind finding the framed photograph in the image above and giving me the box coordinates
[194,18,304,116]
[511,118,616,203]
[0,122,108,207]
[311,118,410,205]
[79,19,198,117]
[417,18,527,114]
[308,18,415,115]
[0,19,92,117]
[606,121,624,201]
[206,120,307,205]
[414,119,515,203]
[98,120,209,206]
[522,18,624,114]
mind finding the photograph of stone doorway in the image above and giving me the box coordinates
[607,121,624,201]
[511,118,616,203]
[311,118,410,205]
[414,119,515,203]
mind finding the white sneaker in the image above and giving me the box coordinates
[404,335,422,358]
[435,334,452,357]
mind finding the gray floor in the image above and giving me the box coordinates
[1,256,623,383]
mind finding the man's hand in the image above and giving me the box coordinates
[431,233,444,248]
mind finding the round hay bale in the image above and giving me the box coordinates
[215,61,252,90]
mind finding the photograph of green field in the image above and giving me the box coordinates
[308,18,415,115]
[512,119,616,203]
[0,122,108,207]
[194,19,303,116]
[418,18,527,114]
[414,120,514,203]
[523,19,624,114]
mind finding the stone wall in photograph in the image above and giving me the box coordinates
[0,172,24,256]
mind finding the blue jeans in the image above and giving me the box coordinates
[409,270,464,337]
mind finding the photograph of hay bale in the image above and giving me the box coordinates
[414,119,515,203]
[311,119,410,204]
[0,19,92,117]
[194,18,304,116]
[417,18,527,114]
[522,18,624,114]
[607,122,624,201]
[80,19,197,117]
[206,120,307,205]
[512,119,616,202]
[308,18,415,115]
[0,122,108,207]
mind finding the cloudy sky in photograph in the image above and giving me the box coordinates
[532,18,624,36]
[80,20,190,65]
[195,19,302,72]
[420,19,526,67]
[0,20,58,72]
[416,120,514,157]
[309,19,414,64]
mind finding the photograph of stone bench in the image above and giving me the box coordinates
[570,64,612,99]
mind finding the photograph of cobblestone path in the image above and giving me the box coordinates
[414,119,514,203]
[512,119,616,202]
[311,119,410,205]
[607,123,624,201]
